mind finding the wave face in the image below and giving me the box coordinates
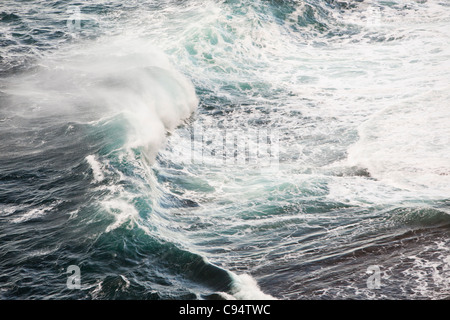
[1,0,449,299]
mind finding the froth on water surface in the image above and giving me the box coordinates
[0,0,449,300]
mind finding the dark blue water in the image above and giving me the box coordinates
[1,0,450,300]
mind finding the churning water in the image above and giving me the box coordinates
[0,0,449,299]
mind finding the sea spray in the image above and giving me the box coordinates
[5,36,198,163]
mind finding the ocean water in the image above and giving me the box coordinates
[0,0,449,300]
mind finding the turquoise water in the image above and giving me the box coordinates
[1,0,450,299]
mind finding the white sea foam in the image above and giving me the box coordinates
[85,155,105,183]
[229,273,276,300]
[102,198,139,233]
[347,90,450,198]
[11,206,52,224]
